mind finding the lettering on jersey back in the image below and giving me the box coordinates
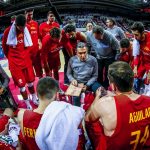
[130,125,149,150]
[129,107,150,124]
[23,127,36,138]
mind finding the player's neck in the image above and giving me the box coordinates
[27,19,32,23]
[116,90,133,96]
[141,33,146,41]
[116,90,140,100]
[109,25,114,29]
[47,20,53,24]
[34,100,53,114]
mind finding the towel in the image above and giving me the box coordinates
[132,39,140,57]
[144,84,150,96]
[6,22,33,47]
[35,101,85,150]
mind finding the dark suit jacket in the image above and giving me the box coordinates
[0,65,10,89]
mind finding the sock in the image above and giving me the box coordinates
[32,93,37,100]
[20,87,28,100]
[31,93,39,105]
[25,100,32,109]
[28,83,35,94]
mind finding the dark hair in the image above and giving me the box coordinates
[47,11,54,17]
[64,24,76,33]
[77,42,87,49]
[108,61,134,92]
[106,18,116,25]
[36,77,59,100]
[120,38,130,48]
[25,9,34,13]
[16,14,26,27]
[93,25,104,35]
[131,22,144,34]
[50,27,61,39]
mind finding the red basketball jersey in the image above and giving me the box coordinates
[39,21,60,40]
[61,31,86,56]
[2,26,32,70]
[98,95,150,150]
[27,20,39,47]
[140,32,150,70]
[22,110,42,150]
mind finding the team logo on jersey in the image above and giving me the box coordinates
[31,26,36,30]
[17,39,23,44]
[31,31,37,34]
[51,46,62,53]
[18,79,23,85]
[18,33,23,38]
[143,46,150,52]
[44,28,50,32]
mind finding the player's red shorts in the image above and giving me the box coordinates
[0,115,10,133]
[85,121,104,150]
[137,62,146,79]
[18,131,28,150]
[10,66,35,88]
[0,141,15,150]
[47,53,60,71]
[30,47,43,78]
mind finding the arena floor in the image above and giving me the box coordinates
[0,51,65,108]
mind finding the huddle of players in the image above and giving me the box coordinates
[1,9,150,150]
[2,9,150,109]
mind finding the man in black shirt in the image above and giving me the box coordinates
[0,65,17,110]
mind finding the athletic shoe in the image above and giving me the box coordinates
[30,94,39,106]
[25,100,32,110]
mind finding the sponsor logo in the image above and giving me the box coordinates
[17,39,23,44]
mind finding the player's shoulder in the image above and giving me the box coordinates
[94,96,115,109]
[53,21,60,27]
[17,109,26,122]
[88,55,97,61]
[31,20,38,24]
[39,22,47,27]
[4,26,11,34]
[26,24,30,29]
[42,34,51,44]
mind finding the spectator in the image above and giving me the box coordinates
[86,23,93,33]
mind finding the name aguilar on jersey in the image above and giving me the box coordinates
[129,107,150,124]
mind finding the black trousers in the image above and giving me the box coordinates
[97,57,115,89]
[0,88,18,110]
[62,48,70,84]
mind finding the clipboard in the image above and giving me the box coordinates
[65,84,82,96]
